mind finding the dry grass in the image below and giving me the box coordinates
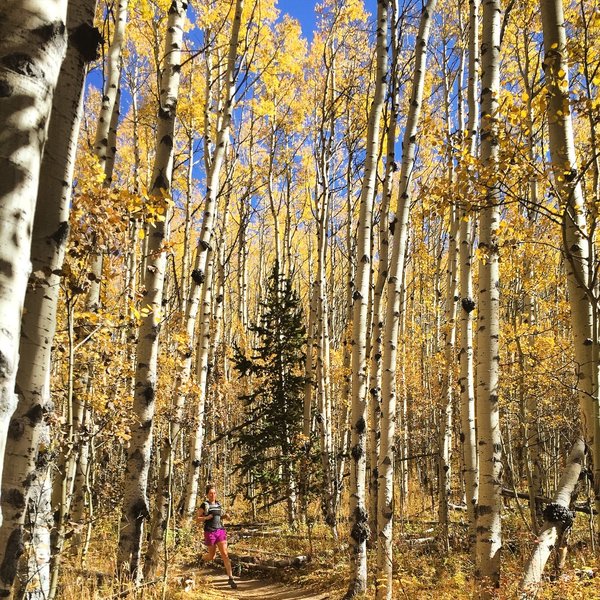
[57,498,600,600]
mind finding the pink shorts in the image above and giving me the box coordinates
[204,528,227,546]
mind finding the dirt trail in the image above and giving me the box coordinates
[198,569,331,600]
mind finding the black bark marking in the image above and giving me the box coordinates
[1,53,44,80]
[0,79,13,97]
[50,221,69,246]
[191,269,204,285]
[32,21,66,44]
[350,506,370,544]
[70,23,103,62]
[351,444,363,461]
[356,417,366,434]
[142,384,155,404]
[7,418,23,440]
[4,489,25,510]
[0,528,24,586]
[543,503,574,528]
[461,297,476,313]
[24,403,44,424]
[152,173,168,192]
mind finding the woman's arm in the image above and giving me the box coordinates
[196,507,214,524]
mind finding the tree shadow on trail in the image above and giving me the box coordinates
[204,570,331,600]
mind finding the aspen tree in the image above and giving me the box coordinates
[52,5,128,570]
[313,37,338,535]
[0,0,97,593]
[94,0,127,170]
[437,35,460,552]
[475,0,503,591]
[514,15,544,530]
[49,64,125,598]
[520,438,585,597]
[539,0,600,520]
[85,0,128,306]
[367,0,401,541]
[376,0,438,596]
[459,0,479,549]
[117,0,188,580]
[0,0,68,530]
[345,1,388,597]
[181,0,244,518]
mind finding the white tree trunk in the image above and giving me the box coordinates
[459,0,480,552]
[539,0,598,515]
[367,0,398,530]
[438,204,459,552]
[18,464,53,600]
[0,0,97,592]
[376,0,437,597]
[0,0,68,530]
[345,2,388,597]
[176,1,243,519]
[520,438,585,597]
[183,252,216,516]
[93,0,127,171]
[475,0,503,591]
[117,0,187,580]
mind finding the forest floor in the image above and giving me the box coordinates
[61,511,600,599]
[193,567,332,599]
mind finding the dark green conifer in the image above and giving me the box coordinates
[233,262,307,511]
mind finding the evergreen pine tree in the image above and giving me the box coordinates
[233,262,307,516]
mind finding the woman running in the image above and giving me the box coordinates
[198,484,237,589]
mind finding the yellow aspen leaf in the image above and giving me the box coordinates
[138,229,145,240]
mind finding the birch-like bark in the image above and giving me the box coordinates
[0,1,98,592]
[93,0,127,171]
[51,65,123,600]
[376,1,437,597]
[367,0,399,540]
[459,0,480,551]
[116,0,187,580]
[438,204,459,552]
[300,263,316,521]
[175,3,243,518]
[177,4,243,519]
[437,41,460,552]
[183,252,216,516]
[69,404,91,551]
[336,161,355,514]
[314,47,337,533]
[345,2,388,597]
[540,0,598,514]
[182,0,243,348]
[15,464,53,600]
[520,438,585,597]
[475,0,503,591]
[0,0,68,531]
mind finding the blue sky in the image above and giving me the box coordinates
[277,0,377,40]
[277,0,317,38]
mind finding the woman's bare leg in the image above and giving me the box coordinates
[202,545,217,562]
[216,540,233,578]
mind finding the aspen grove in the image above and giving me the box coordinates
[0,0,599,598]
